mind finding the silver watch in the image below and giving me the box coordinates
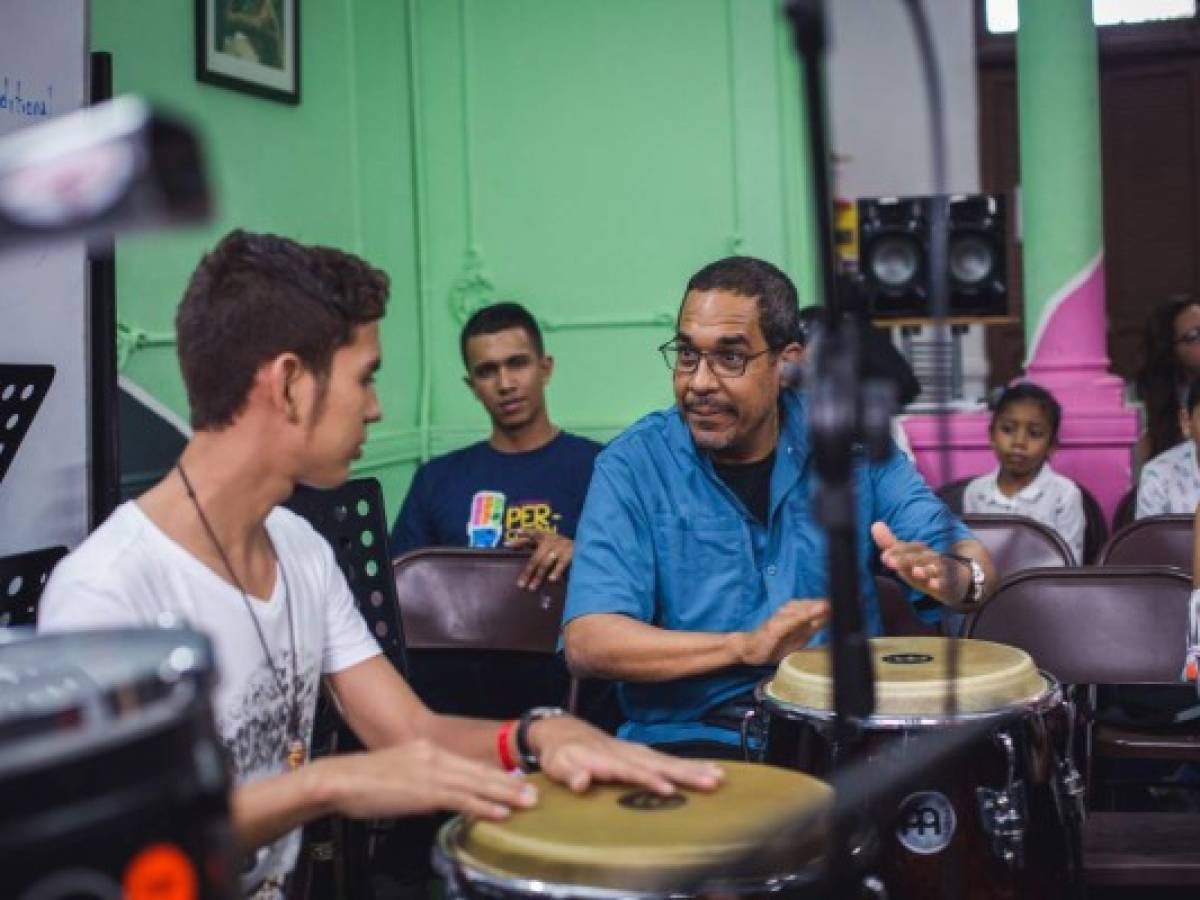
[945,554,985,605]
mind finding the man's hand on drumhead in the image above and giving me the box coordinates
[736,599,831,666]
[505,529,573,591]
[528,715,724,795]
[311,739,537,822]
[872,521,962,602]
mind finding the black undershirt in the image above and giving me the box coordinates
[712,450,776,525]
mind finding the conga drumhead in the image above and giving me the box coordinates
[447,761,830,893]
[767,637,1049,717]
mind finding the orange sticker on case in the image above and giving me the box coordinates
[123,843,198,900]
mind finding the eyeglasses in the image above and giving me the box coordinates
[1176,327,1200,346]
[657,340,773,378]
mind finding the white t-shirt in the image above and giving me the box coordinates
[1137,440,1200,518]
[38,502,381,899]
[963,463,1086,564]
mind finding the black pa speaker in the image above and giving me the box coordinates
[856,194,1007,320]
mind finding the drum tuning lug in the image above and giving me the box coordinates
[994,730,1017,787]
[1054,758,1087,826]
[740,707,766,762]
[976,784,1027,869]
[858,874,889,899]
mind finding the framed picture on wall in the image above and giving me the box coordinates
[195,0,300,105]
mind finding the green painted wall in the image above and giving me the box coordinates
[97,0,816,519]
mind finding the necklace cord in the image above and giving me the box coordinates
[176,461,304,750]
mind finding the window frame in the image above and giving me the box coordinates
[976,0,1200,65]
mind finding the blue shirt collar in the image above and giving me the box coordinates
[662,390,812,521]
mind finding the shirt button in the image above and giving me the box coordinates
[766,565,778,576]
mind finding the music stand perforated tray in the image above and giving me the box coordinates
[0,365,55,485]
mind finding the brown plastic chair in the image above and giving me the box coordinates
[391,548,576,720]
[934,475,972,513]
[1077,483,1109,565]
[962,512,1076,573]
[968,566,1200,887]
[1098,514,1193,575]
[1112,486,1137,533]
[942,479,1106,562]
[394,548,565,653]
[968,566,1191,684]
[874,575,936,637]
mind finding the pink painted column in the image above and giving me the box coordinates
[907,0,1138,523]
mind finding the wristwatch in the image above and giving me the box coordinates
[944,553,986,606]
[515,706,567,772]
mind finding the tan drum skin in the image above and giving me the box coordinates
[448,761,831,892]
[767,637,1049,717]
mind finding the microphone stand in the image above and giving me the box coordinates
[783,1,893,893]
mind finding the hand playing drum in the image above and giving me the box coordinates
[736,599,832,666]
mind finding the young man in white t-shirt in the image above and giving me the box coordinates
[38,231,720,899]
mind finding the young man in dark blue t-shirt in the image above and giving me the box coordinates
[390,302,602,591]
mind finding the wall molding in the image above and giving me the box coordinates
[352,420,632,475]
[538,311,675,332]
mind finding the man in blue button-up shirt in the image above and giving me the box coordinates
[563,256,994,755]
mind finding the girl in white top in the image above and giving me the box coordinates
[964,382,1086,564]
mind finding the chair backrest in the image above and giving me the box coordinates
[1077,482,1109,564]
[1098,514,1193,575]
[967,566,1193,684]
[962,512,1076,573]
[285,477,407,676]
[2,545,67,627]
[391,548,582,722]
[874,575,937,637]
[1112,486,1137,533]
[934,476,973,514]
[392,548,565,652]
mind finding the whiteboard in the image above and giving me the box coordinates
[0,0,90,555]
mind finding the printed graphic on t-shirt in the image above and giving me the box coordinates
[218,651,318,776]
[467,491,506,548]
[504,501,563,542]
[465,490,564,547]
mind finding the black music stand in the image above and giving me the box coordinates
[284,477,408,677]
[0,546,68,627]
[0,365,55,485]
[284,476,410,900]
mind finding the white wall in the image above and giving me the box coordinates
[826,0,990,404]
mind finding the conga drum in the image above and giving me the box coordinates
[435,761,831,898]
[751,637,1081,900]
[0,628,236,900]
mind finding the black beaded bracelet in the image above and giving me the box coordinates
[515,706,567,773]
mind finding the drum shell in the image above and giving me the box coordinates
[432,763,830,900]
[434,818,822,900]
[755,681,1072,900]
[0,631,236,900]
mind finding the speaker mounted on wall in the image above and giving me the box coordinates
[856,193,1007,321]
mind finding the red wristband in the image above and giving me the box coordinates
[496,719,518,771]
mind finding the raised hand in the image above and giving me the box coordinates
[872,521,965,603]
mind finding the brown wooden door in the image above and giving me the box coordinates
[979,47,1200,386]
